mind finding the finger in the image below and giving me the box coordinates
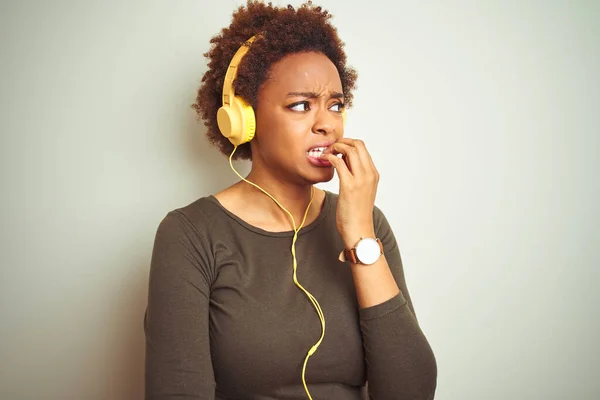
[321,153,351,182]
[351,139,378,174]
[336,138,375,168]
[323,142,365,176]
[336,138,378,179]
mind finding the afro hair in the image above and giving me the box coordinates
[192,0,358,160]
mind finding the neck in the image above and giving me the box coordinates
[243,166,315,230]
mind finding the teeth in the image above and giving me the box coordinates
[307,146,326,157]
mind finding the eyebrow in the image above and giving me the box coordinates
[286,91,344,99]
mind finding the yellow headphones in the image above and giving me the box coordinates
[218,36,350,400]
[216,36,258,146]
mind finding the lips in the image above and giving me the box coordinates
[306,141,334,158]
[306,142,334,168]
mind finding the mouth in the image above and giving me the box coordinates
[306,143,334,168]
[306,146,328,158]
[306,141,334,158]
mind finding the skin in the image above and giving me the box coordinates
[214,51,399,308]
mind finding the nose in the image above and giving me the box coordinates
[311,107,339,137]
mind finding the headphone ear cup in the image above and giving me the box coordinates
[235,96,256,144]
[217,97,256,146]
[217,105,237,142]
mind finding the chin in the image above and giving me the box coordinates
[302,168,335,185]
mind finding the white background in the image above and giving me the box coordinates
[1,1,599,399]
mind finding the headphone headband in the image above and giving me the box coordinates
[221,36,258,107]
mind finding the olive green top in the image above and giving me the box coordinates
[144,191,437,399]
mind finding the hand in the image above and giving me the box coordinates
[320,138,380,248]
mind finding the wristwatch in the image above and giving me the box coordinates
[341,237,384,265]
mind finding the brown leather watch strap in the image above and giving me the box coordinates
[344,247,359,264]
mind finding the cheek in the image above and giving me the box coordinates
[257,112,309,152]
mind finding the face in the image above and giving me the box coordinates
[251,51,345,185]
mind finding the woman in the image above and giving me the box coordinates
[144,1,437,399]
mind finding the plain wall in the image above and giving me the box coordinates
[1,1,598,399]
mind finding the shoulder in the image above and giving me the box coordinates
[150,198,220,285]
[155,195,225,242]
[323,189,339,205]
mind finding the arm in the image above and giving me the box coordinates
[323,138,401,309]
[144,211,215,399]
[358,208,437,400]
[322,139,437,399]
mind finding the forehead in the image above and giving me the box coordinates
[263,51,343,94]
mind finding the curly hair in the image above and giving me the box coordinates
[192,0,358,160]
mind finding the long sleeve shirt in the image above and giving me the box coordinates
[144,190,437,399]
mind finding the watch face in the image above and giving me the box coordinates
[355,238,381,265]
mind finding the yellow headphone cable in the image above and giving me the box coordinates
[215,33,327,398]
[228,145,326,399]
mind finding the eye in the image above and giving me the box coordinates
[287,101,310,112]
[329,102,345,112]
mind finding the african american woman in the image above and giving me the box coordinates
[144,2,437,399]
